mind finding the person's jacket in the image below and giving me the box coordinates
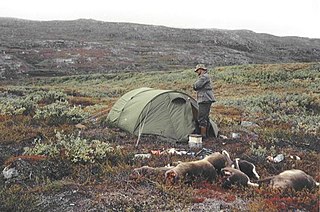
[193,72,216,103]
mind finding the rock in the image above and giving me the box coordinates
[273,154,285,163]
[219,134,228,139]
[134,153,152,159]
[241,121,259,127]
[75,123,86,130]
[2,166,18,179]
[231,133,240,139]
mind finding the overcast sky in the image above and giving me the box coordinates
[1,0,320,38]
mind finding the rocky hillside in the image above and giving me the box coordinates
[0,17,320,79]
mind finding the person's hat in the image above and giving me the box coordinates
[195,64,207,72]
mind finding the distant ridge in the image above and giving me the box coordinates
[0,17,319,79]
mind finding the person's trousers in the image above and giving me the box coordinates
[198,102,212,128]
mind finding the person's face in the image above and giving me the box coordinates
[195,69,202,76]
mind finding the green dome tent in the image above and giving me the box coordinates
[107,87,218,142]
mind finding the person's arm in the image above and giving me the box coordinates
[193,75,209,91]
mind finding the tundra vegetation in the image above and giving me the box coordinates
[0,62,319,211]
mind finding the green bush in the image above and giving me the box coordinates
[24,131,123,164]
[33,100,88,125]
[250,142,276,158]
[0,90,67,116]
[0,98,36,115]
[214,63,320,88]
[25,90,67,104]
[219,92,319,135]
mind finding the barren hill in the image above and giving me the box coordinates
[0,18,320,79]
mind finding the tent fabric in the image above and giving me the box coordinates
[107,87,218,142]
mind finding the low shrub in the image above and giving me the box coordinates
[24,131,125,164]
[250,142,276,158]
[0,98,36,115]
[33,101,88,125]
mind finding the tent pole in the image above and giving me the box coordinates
[135,103,151,147]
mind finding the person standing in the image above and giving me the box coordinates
[193,64,216,138]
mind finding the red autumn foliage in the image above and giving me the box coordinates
[4,155,47,166]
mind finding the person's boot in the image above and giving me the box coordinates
[200,127,207,139]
